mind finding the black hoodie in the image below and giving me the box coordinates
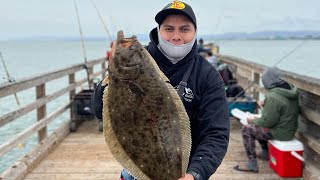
[91,28,230,180]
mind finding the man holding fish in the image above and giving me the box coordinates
[92,1,230,180]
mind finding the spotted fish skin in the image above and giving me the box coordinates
[103,31,191,180]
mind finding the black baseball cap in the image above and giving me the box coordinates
[155,1,197,29]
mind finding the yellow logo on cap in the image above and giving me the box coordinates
[170,1,185,10]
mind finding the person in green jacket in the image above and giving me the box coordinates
[234,66,299,173]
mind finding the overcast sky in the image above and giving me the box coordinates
[1,0,320,41]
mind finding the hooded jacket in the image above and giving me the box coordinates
[251,85,299,141]
[91,28,230,180]
[147,28,229,179]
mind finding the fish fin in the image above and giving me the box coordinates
[102,87,151,180]
[101,76,109,86]
[143,47,191,176]
[166,83,192,176]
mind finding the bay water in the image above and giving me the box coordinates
[0,39,319,173]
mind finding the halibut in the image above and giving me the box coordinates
[102,30,191,180]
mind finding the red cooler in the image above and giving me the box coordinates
[268,139,304,177]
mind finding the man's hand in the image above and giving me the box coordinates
[178,173,195,180]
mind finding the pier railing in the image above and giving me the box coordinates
[1,54,319,179]
[0,57,107,179]
[218,54,320,179]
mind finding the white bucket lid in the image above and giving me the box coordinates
[269,139,304,151]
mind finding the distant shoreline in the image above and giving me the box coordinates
[1,38,319,42]
[1,30,320,42]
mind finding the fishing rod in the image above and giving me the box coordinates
[230,40,307,101]
[73,0,92,89]
[0,52,20,105]
[89,0,113,42]
[273,40,306,66]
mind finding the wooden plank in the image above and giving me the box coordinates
[24,173,120,180]
[87,66,94,88]
[22,119,303,180]
[284,71,320,96]
[219,54,320,97]
[218,54,266,74]
[0,58,105,98]
[298,114,320,139]
[303,145,320,169]
[69,74,75,121]
[252,83,268,95]
[68,74,75,100]
[20,122,69,172]
[303,162,320,180]
[23,120,123,180]
[89,71,106,82]
[296,132,320,156]
[209,126,294,180]
[36,84,47,142]
[300,106,320,126]
[29,161,121,173]
[299,90,320,111]
[237,68,252,82]
[252,72,260,101]
[0,162,28,180]
[210,174,300,180]
[235,75,251,88]
[0,103,70,157]
[0,77,87,128]
[234,75,264,97]
[0,65,83,98]
[85,58,106,68]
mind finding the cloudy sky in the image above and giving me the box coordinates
[1,0,320,40]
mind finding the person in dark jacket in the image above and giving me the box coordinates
[234,66,299,173]
[91,1,230,179]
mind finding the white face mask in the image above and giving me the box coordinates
[157,26,196,64]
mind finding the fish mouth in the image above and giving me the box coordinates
[117,30,136,48]
[115,64,141,80]
[109,31,142,80]
[118,64,140,70]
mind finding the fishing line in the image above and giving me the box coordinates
[73,0,92,89]
[230,40,307,101]
[89,0,113,42]
[213,14,222,35]
[273,40,306,66]
[0,52,20,105]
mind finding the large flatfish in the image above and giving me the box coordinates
[102,30,191,180]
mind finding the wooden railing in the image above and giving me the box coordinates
[1,53,319,179]
[0,58,107,179]
[218,54,320,179]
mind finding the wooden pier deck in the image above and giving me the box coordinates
[3,57,318,179]
[23,119,300,180]
[23,119,122,180]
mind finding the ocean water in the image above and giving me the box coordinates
[217,39,320,79]
[0,39,319,173]
[1,39,319,82]
[0,40,110,173]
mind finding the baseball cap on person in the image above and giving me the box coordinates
[155,1,197,28]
